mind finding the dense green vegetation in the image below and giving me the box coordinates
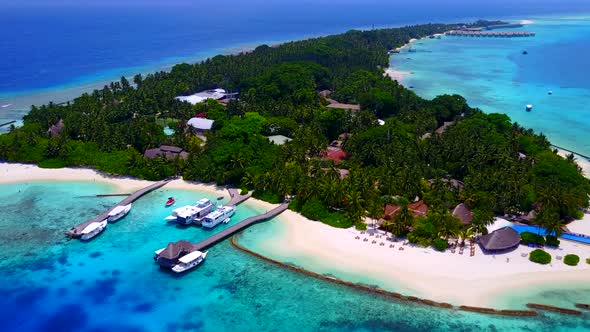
[563,254,580,266]
[1,21,589,236]
[545,235,560,247]
[529,249,552,264]
[432,238,448,251]
[520,232,546,246]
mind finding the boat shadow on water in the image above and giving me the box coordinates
[156,260,208,278]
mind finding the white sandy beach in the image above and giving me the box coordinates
[384,68,411,83]
[3,162,590,308]
[0,162,278,213]
[248,212,590,307]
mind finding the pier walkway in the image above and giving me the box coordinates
[192,202,289,251]
[226,188,252,206]
[67,180,169,238]
[446,30,535,37]
[0,120,16,128]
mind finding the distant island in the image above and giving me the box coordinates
[1,19,589,272]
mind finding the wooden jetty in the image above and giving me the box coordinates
[66,180,169,238]
[0,120,17,128]
[192,202,289,251]
[226,188,252,206]
[550,144,590,161]
[446,30,535,37]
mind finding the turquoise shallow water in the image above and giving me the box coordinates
[391,16,590,155]
[1,181,590,331]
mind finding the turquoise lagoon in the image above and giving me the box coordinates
[391,16,590,156]
[2,181,590,331]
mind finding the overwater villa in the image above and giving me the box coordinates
[154,240,199,268]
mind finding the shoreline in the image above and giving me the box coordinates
[0,162,278,212]
[3,162,590,309]
[236,210,590,309]
[230,235,541,317]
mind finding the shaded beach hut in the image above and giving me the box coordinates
[452,203,473,225]
[478,227,520,253]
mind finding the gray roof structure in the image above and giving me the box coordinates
[144,145,188,160]
[479,227,521,251]
[187,118,215,131]
[48,119,64,137]
[452,203,473,225]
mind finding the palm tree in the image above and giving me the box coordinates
[345,190,366,226]
[392,197,414,236]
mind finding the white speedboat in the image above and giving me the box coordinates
[81,220,107,240]
[201,205,235,228]
[164,198,214,225]
[172,251,208,273]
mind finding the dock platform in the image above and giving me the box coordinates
[67,180,169,238]
[192,203,289,251]
[446,30,535,37]
[226,188,252,206]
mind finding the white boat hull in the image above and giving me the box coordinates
[172,251,208,273]
[107,204,132,223]
[81,220,107,241]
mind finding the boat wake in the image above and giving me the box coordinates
[1,104,13,108]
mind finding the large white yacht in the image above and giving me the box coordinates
[107,204,132,223]
[81,220,107,240]
[164,198,214,225]
[201,205,235,228]
[171,250,208,273]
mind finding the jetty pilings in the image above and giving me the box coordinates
[67,180,169,238]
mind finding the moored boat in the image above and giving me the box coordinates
[164,198,214,225]
[165,197,175,207]
[81,220,107,240]
[171,251,208,273]
[201,205,235,228]
[526,104,533,112]
[107,204,132,222]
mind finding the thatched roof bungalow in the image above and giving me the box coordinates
[452,203,473,225]
[478,227,520,252]
[144,145,189,160]
[48,119,64,137]
[156,240,197,268]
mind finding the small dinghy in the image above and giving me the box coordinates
[165,197,176,207]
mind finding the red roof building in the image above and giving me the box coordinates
[383,200,429,220]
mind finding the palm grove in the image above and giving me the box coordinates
[1,23,588,249]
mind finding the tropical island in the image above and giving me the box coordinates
[2,20,590,308]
